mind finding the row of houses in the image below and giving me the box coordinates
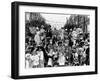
[65,15,90,33]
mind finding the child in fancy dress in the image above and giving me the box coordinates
[31,50,40,68]
[37,48,44,68]
[47,49,53,67]
[52,49,59,67]
[57,52,66,66]
[25,53,32,68]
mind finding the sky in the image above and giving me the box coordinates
[41,13,71,30]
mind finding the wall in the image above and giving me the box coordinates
[0,0,99,81]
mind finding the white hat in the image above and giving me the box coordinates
[25,53,31,58]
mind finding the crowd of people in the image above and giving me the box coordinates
[25,25,90,68]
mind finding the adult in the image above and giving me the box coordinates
[34,29,41,46]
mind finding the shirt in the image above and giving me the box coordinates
[34,31,41,45]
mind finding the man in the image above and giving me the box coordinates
[85,46,90,65]
[71,27,78,46]
[34,28,41,46]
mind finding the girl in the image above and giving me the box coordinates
[37,48,44,68]
[25,53,32,68]
[31,50,40,68]
[73,51,79,66]
[47,49,53,67]
[57,52,66,66]
[52,49,58,66]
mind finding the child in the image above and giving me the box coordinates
[78,47,84,65]
[47,49,53,67]
[81,49,87,65]
[52,49,58,66]
[73,52,79,66]
[25,53,32,68]
[31,50,40,68]
[37,48,44,68]
[57,52,66,66]
[72,48,79,66]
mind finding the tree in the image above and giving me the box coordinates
[25,13,51,37]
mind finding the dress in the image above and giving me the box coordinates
[37,51,44,67]
[47,51,53,66]
[58,53,65,66]
[31,54,40,67]
[25,53,32,68]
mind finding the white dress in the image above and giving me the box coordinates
[48,58,52,66]
[53,52,58,58]
[25,53,32,68]
[31,54,39,66]
[58,53,65,65]
[25,60,29,69]
[37,51,44,67]
[37,51,44,60]
[47,52,53,66]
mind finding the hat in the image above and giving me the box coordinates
[25,53,31,58]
